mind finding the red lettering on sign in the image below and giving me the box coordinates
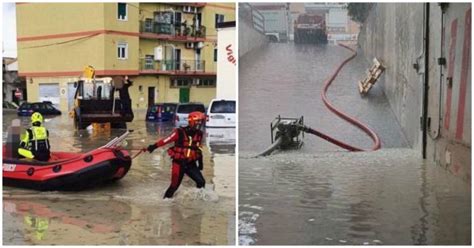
[226,44,236,66]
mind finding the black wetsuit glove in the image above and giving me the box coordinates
[147,144,158,153]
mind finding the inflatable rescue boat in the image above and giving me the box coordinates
[3,132,132,191]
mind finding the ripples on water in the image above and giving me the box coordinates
[239,150,470,245]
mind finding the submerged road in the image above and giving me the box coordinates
[239,43,408,153]
[238,43,470,245]
[3,111,235,245]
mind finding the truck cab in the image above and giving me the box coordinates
[294,14,328,44]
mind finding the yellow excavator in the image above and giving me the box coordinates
[69,66,134,129]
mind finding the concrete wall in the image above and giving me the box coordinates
[426,4,471,182]
[358,3,471,182]
[238,20,268,58]
[358,3,425,150]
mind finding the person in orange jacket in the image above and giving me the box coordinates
[144,111,206,198]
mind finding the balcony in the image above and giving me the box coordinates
[139,21,206,42]
[140,59,214,76]
[167,3,207,7]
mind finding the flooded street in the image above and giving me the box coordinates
[239,43,408,153]
[3,111,235,245]
[239,150,470,245]
[238,43,470,245]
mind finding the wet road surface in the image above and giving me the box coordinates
[3,111,235,245]
[238,43,470,245]
[239,149,470,245]
[239,43,408,153]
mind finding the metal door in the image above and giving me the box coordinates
[148,87,155,107]
[179,88,189,103]
[39,83,60,107]
[175,49,181,70]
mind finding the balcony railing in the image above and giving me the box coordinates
[167,3,207,7]
[140,59,206,74]
[140,21,206,40]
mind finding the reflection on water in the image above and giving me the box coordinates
[4,197,131,244]
[3,112,236,245]
[239,150,470,245]
[206,128,236,154]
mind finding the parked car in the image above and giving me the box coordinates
[206,99,236,128]
[3,101,19,112]
[146,103,178,122]
[205,127,236,154]
[17,102,62,116]
[174,102,206,127]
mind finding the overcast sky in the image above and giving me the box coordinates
[3,2,17,58]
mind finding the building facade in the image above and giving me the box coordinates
[16,2,235,112]
[3,57,26,105]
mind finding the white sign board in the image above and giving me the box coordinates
[216,26,236,100]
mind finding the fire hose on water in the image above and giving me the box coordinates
[257,43,381,157]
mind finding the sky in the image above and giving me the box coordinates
[3,2,17,58]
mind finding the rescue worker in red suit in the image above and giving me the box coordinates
[144,111,206,198]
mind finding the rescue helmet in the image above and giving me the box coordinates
[31,112,43,124]
[188,111,205,128]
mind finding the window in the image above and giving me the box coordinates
[197,78,216,87]
[214,48,218,62]
[144,18,153,32]
[177,104,205,113]
[215,14,224,28]
[144,55,154,70]
[170,78,192,88]
[210,100,235,114]
[117,42,128,59]
[154,12,173,34]
[117,3,128,21]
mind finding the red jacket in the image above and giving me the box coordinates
[154,127,203,161]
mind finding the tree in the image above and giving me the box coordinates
[346,3,375,24]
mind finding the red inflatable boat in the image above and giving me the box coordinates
[3,132,132,191]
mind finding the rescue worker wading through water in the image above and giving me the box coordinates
[144,111,206,198]
[18,112,51,161]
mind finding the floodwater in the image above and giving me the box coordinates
[238,43,470,245]
[3,111,235,245]
[239,150,470,245]
[239,43,408,153]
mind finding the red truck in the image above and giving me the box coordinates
[294,13,328,44]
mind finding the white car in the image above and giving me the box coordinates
[206,99,236,128]
[205,127,236,154]
[174,102,206,127]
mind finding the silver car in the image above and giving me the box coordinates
[174,102,206,127]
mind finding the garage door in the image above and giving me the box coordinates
[39,83,60,107]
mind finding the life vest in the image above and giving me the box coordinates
[167,127,203,161]
[25,126,50,153]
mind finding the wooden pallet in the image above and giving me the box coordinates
[358,58,385,94]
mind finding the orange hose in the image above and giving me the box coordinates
[307,43,381,151]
